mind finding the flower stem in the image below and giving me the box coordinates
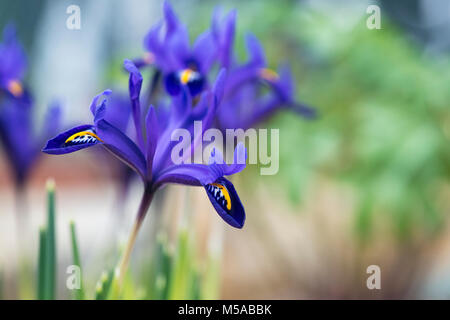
[15,185,29,256]
[116,184,153,288]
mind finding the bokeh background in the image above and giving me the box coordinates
[1,0,450,299]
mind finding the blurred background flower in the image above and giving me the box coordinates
[0,22,61,271]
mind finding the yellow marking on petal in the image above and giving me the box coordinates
[65,130,103,144]
[211,183,232,211]
[259,68,279,82]
[180,69,194,84]
[143,52,155,64]
[7,79,23,97]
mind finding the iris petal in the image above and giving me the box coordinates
[165,69,205,97]
[95,119,147,180]
[42,125,100,155]
[145,105,159,180]
[211,142,246,176]
[192,31,216,73]
[153,163,218,188]
[204,177,245,228]
[186,76,204,96]
[165,72,182,95]
[163,0,180,38]
[154,143,246,187]
[0,24,27,84]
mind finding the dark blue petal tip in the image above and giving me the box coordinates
[42,124,101,155]
[204,177,245,228]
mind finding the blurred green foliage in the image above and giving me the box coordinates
[189,1,450,241]
[70,221,85,300]
[138,229,220,300]
[35,184,219,300]
[287,7,449,242]
[37,180,56,300]
[95,269,115,300]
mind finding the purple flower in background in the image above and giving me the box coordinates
[216,33,316,131]
[139,1,315,132]
[0,96,61,188]
[211,7,237,70]
[0,25,61,248]
[218,62,316,131]
[143,1,217,96]
[0,25,61,189]
[0,24,27,99]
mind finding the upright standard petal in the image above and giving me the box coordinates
[89,89,112,117]
[0,24,27,88]
[214,9,237,69]
[167,24,190,67]
[124,60,142,100]
[124,59,145,148]
[245,33,266,67]
[163,0,181,39]
[143,21,164,62]
[192,31,217,74]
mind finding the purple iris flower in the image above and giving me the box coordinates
[0,25,61,189]
[143,1,217,97]
[211,7,237,70]
[0,24,27,99]
[43,60,246,229]
[0,95,61,189]
[42,60,246,285]
[218,62,316,131]
[139,1,315,133]
[216,31,316,131]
